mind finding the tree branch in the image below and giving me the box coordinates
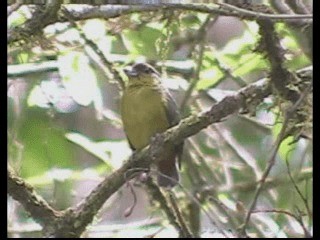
[7,62,312,236]
[168,192,194,238]
[65,3,313,21]
[252,209,312,238]
[7,168,61,226]
[8,1,61,44]
[238,82,312,237]
[8,74,272,237]
[269,0,313,60]
[145,179,190,238]
[8,3,312,45]
[285,0,310,14]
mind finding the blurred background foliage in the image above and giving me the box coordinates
[8,1,312,238]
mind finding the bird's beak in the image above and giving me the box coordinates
[124,66,139,77]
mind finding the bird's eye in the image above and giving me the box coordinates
[144,68,152,74]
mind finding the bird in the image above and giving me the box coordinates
[121,63,183,188]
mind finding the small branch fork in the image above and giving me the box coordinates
[238,84,312,237]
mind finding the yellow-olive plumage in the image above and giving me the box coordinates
[121,63,183,187]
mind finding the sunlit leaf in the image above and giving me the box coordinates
[82,19,106,40]
[17,111,75,178]
[272,120,297,161]
[197,67,224,90]
[122,25,170,59]
[8,6,29,28]
[58,52,100,106]
[27,85,51,108]
[66,132,131,169]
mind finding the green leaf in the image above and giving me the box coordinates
[8,8,28,28]
[122,26,167,59]
[197,67,224,90]
[278,136,296,161]
[15,109,75,178]
[66,132,131,169]
[233,54,268,77]
[180,14,202,29]
[27,85,51,108]
[272,120,297,161]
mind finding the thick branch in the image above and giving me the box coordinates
[8,67,311,237]
[255,6,301,102]
[62,4,313,21]
[8,2,61,44]
[49,76,271,237]
[7,168,61,226]
[8,3,312,45]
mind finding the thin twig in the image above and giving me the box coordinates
[217,167,312,193]
[216,2,312,20]
[213,125,262,180]
[285,0,310,14]
[61,7,125,90]
[61,3,314,21]
[145,179,186,237]
[238,122,285,237]
[7,3,313,45]
[123,181,138,217]
[211,57,247,88]
[252,209,312,238]
[180,14,212,111]
[127,167,227,237]
[7,3,22,17]
[168,191,194,238]
[285,154,312,220]
[8,2,61,44]
[239,83,312,236]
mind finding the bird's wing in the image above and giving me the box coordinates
[163,89,181,126]
[126,134,136,151]
[163,89,184,169]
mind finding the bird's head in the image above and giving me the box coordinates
[124,63,161,86]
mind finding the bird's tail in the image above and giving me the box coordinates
[157,157,179,188]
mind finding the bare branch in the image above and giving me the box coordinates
[8,3,312,45]
[285,0,310,14]
[51,4,313,22]
[239,83,312,237]
[7,3,22,17]
[216,2,312,20]
[7,168,61,226]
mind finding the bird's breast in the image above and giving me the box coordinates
[121,86,169,150]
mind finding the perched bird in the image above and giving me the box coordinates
[121,63,183,188]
